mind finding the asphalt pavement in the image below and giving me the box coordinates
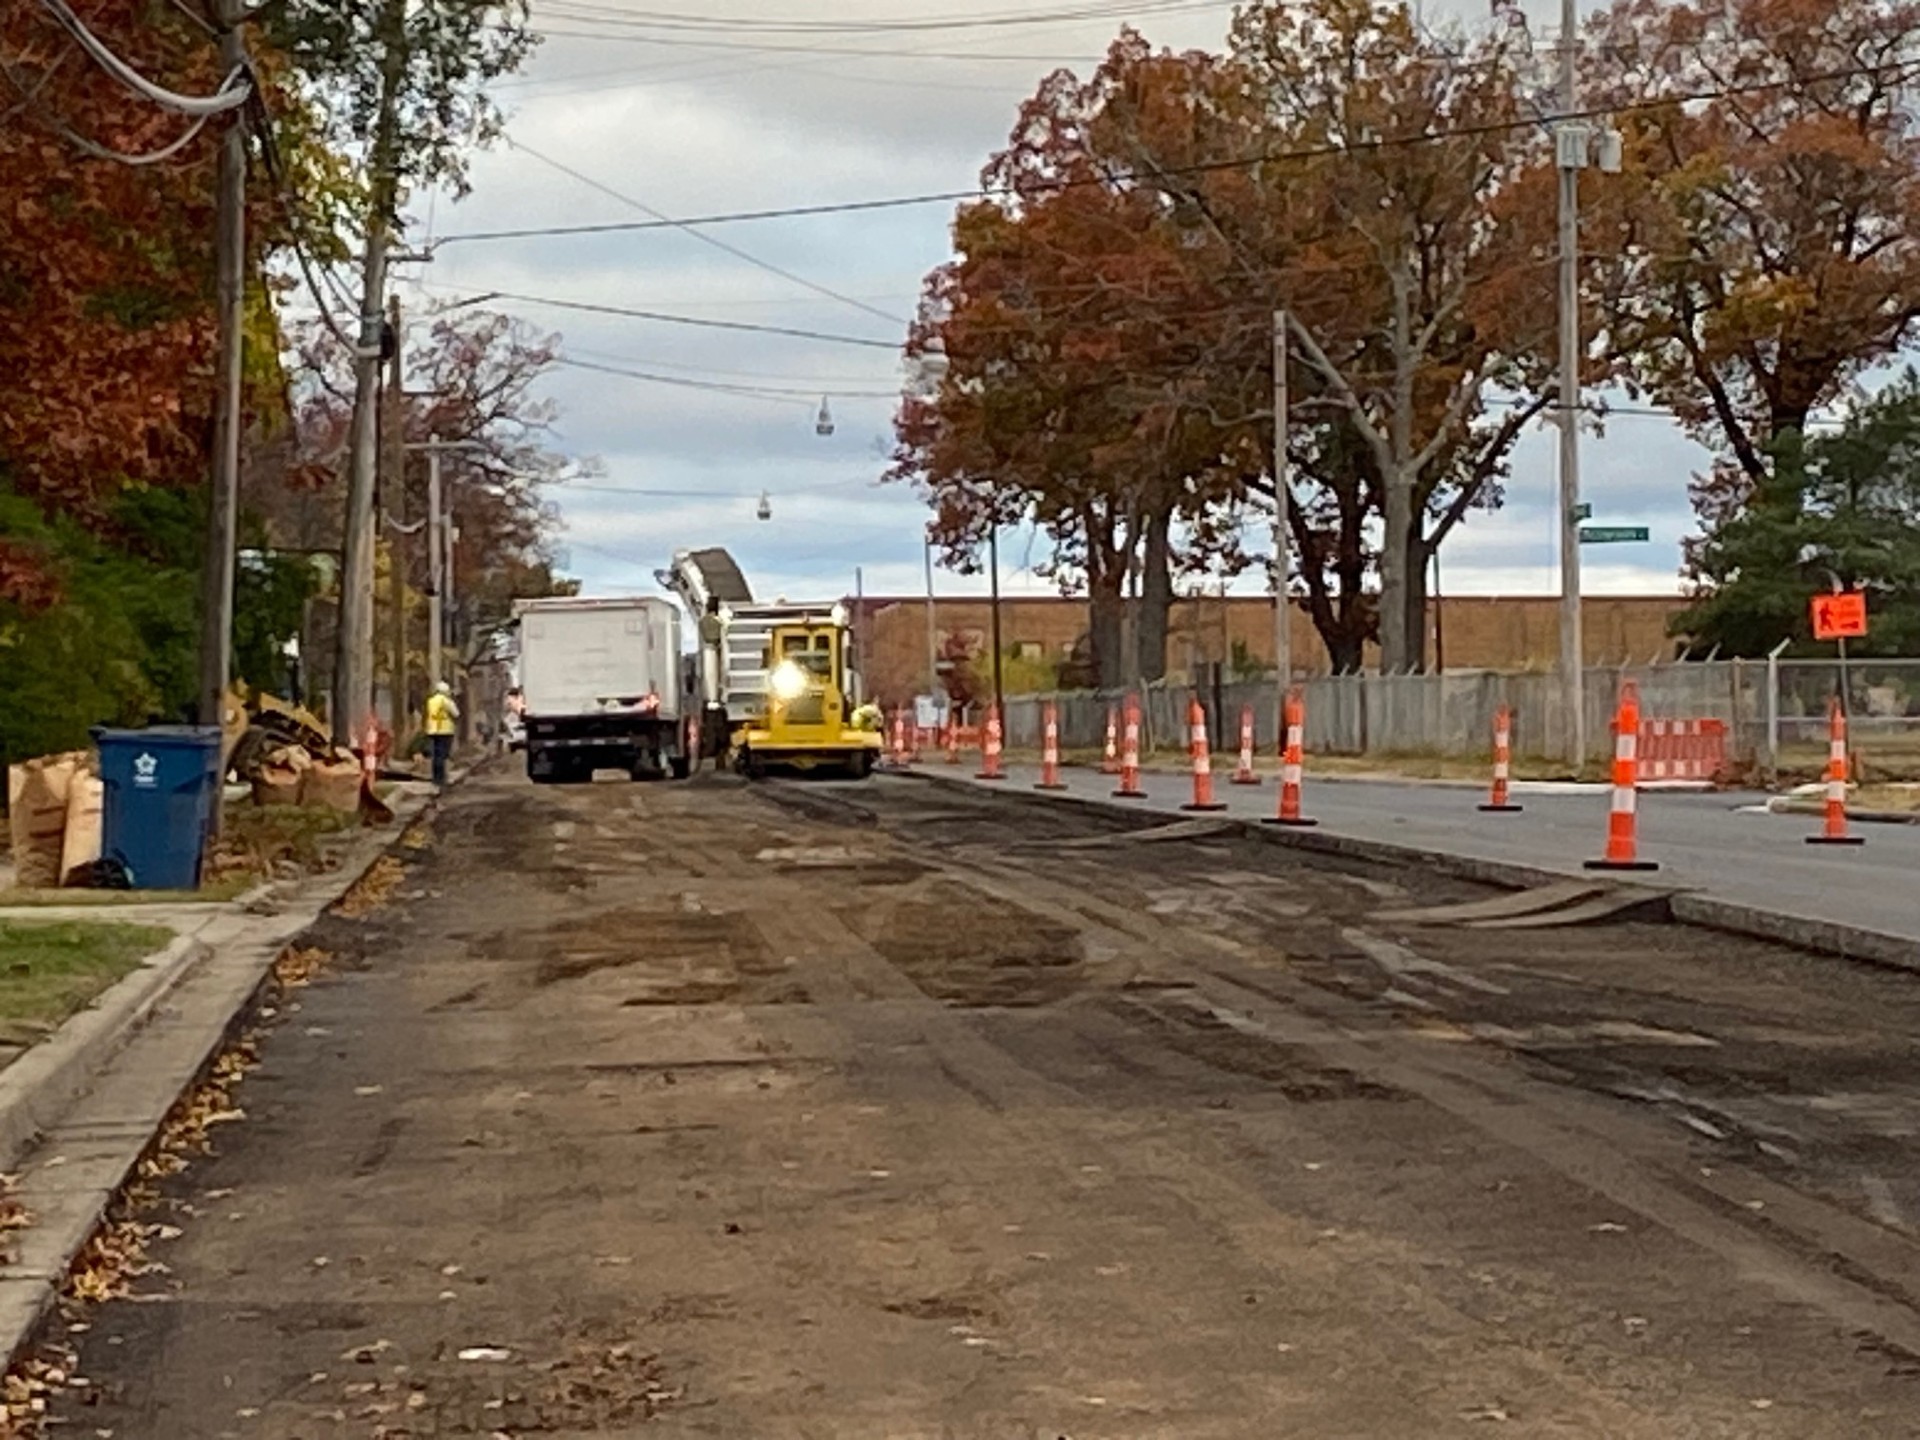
[43,769,1920,1436]
[919,760,1920,948]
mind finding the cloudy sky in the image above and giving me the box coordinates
[397,0,1705,605]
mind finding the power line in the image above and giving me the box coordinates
[525,26,1100,63]
[36,0,252,117]
[537,0,1226,37]
[423,283,903,349]
[507,137,908,326]
[555,355,896,402]
[441,55,1920,245]
[562,342,899,384]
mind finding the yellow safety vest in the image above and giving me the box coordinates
[425,693,457,736]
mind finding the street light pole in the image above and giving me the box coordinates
[1556,0,1587,767]
[427,442,444,690]
[924,536,939,701]
[988,525,1005,722]
[1272,309,1293,720]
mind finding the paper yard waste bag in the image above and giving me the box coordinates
[59,770,105,884]
[6,750,86,890]
[301,755,363,814]
[251,745,310,807]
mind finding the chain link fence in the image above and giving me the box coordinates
[997,658,1919,777]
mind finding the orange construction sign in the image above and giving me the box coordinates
[1811,590,1868,641]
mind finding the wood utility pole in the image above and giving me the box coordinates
[427,441,444,691]
[197,1,247,736]
[1556,0,1587,765]
[1272,309,1292,717]
[383,294,407,741]
[332,1,405,743]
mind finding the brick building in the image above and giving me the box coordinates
[852,594,1688,706]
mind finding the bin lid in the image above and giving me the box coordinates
[91,725,223,748]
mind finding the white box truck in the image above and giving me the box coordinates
[514,596,687,783]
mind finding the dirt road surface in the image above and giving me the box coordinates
[41,767,1920,1437]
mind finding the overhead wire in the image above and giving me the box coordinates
[35,0,252,116]
[555,355,897,401]
[420,282,903,349]
[536,0,1227,37]
[441,53,1920,246]
[506,137,908,326]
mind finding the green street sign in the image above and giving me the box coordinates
[1578,526,1650,545]
[1571,502,1593,522]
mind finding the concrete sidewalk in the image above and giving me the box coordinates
[909,760,1920,964]
[0,786,437,1373]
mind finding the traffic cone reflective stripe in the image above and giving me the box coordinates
[1587,683,1659,871]
[976,704,1006,781]
[1037,701,1067,791]
[1181,697,1227,812]
[1479,704,1522,813]
[1264,690,1318,827]
[1113,696,1146,798]
[1808,698,1865,847]
[1102,706,1121,774]
[1231,704,1261,784]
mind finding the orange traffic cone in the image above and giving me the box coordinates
[945,707,961,766]
[1478,704,1523,813]
[1264,689,1317,827]
[1036,700,1068,791]
[976,703,1006,781]
[1231,704,1261,785]
[1181,696,1228,812]
[1587,682,1659,871]
[1101,706,1121,775]
[1807,697,1865,847]
[1113,695,1146,799]
[890,710,911,769]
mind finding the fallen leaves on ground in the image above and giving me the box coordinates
[0,1176,32,1265]
[337,856,406,919]
[273,945,334,989]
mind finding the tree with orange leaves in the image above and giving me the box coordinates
[0,1,231,605]
[1584,0,1920,565]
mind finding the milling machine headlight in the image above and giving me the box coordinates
[770,660,808,700]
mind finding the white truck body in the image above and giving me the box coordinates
[513,597,685,781]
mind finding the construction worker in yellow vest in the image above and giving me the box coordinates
[425,681,459,788]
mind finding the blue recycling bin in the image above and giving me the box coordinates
[94,727,223,891]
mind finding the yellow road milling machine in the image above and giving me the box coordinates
[660,548,883,778]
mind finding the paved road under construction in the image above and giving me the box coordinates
[36,764,1920,1436]
[920,758,1920,954]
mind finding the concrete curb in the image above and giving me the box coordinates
[0,934,213,1174]
[901,771,1920,974]
[1764,797,1920,827]
[0,789,437,1370]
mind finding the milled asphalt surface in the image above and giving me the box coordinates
[35,768,1920,1437]
[930,759,1920,946]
